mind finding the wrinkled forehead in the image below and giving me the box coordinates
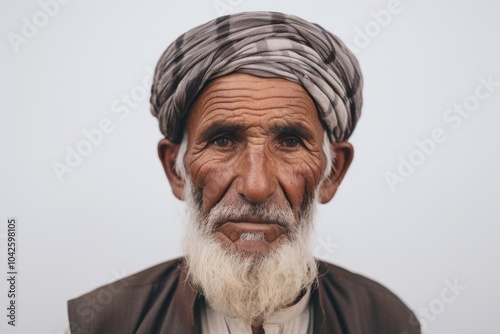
[184,73,325,142]
[194,73,315,111]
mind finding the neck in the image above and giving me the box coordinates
[286,288,307,307]
[251,322,265,334]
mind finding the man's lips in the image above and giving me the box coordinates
[216,222,287,242]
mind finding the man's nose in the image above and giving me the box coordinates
[235,149,276,204]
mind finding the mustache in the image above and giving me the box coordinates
[204,200,296,232]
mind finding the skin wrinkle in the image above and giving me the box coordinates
[191,111,314,142]
[170,107,338,213]
[182,73,328,254]
[196,81,315,112]
[202,140,305,215]
[188,143,320,185]
[192,118,322,152]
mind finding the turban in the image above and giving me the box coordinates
[150,11,363,143]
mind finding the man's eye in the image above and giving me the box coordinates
[212,137,232,147]
[282,138,300,147]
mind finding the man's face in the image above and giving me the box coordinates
[157,72,353,322]
[182,73,328,257]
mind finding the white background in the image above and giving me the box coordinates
[1,0,499,333]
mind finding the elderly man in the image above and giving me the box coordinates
[68,12,420,334]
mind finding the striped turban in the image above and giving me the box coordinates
[150,11,363,143]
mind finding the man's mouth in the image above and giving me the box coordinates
[216,221,287,243]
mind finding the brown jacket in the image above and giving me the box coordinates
[68,258,420,333]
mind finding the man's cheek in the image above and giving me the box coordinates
[280,158,324,190]
[196,163,236,210]
[189,154,231,183]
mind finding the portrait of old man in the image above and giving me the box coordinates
[68,11,420,334]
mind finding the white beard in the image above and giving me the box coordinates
[181,178,319,324]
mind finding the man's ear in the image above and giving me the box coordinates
[318,141,354,204]
[158,138,185,200]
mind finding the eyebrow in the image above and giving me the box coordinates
[199,123,245,143]
[269,123,314,141]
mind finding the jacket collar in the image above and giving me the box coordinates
[175,260,201,333]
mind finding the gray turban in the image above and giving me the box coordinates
[150,11,363,143]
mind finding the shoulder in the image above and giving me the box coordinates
[68,257,187,334]
[315,260,421,333]
[110,257,185,288]
[70,257,185,301]
[317,260,405,300]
